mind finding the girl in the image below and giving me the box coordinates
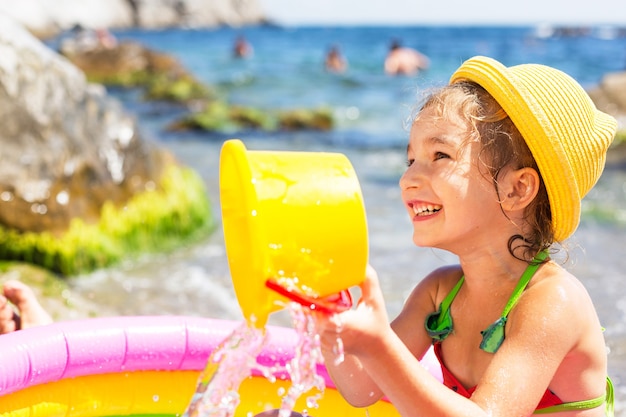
[316,56,617,416]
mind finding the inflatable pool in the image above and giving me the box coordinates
[0,316,442,417]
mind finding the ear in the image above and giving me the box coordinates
[499,167,540,212]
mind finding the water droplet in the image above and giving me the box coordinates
[346,106,360,120]
[56,190,69,205]
[30,203,47,214]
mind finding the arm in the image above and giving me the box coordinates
[317,265,486,413]
[316,265,388,404]
[322,265,490,415]
[316,265,446,406]
[318,264,597,417]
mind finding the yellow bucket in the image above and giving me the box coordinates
[219,139,369,328]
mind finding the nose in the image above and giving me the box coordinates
[399,162,421,191]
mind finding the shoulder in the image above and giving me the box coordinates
[509,260,600,346]
[392,264,463,356]
[497,261,607,402]
[523,261,595,316]
[395,264,463,324]
[416,264,464,304]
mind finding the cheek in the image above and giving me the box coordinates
[434,164,472,199]
[443,168,499,210]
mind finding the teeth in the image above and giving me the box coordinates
[412,204,441,216]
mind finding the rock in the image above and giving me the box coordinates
[128,0,265,29]
[0,0,133,39]
[0,14,213,275]
[59,38,214,104]
[0,0,266,39]
[0,262,107,321]
[587,71,626,167]
[0,14,162,234]
[167,101,335,133]
[56,33,335,134]
[278,107,334,131]
[588,71,626,131]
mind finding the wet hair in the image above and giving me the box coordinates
[415,81,553,262]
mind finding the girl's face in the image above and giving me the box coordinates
[399,107,508,253]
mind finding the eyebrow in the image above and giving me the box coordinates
[407,136,454,154]
[427,136,454,146]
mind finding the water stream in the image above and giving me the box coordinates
[183,302,328,417]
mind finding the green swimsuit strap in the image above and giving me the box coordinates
[498,250,548,317]
[426,250,549,347]
[479,250,549,353]
[533,376,614,415]
[425,275,464,342]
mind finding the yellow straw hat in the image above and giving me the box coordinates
[450,56,617,242]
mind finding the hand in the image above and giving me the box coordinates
[0,280,53,334]
[316,265,391,357]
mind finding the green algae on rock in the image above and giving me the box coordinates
[61,40,335,133]
[61,41,215,104]
[0,164,215,276]
[168,101,334,133]
[277,107,334,131]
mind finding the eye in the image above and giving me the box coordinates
[434,151,450,161]
[406,158,415,167]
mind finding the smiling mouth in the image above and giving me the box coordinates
[411,204,442,216]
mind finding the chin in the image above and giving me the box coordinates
[412,235,432,248]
